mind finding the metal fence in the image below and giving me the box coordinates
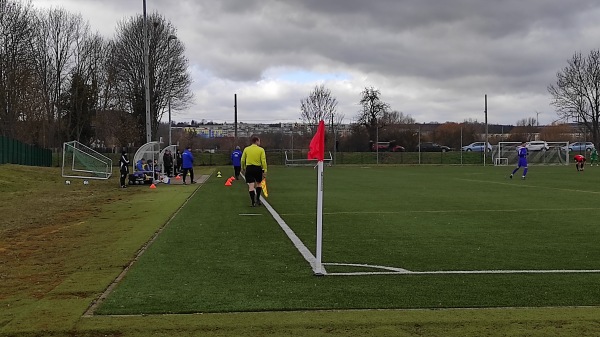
[0,136,52,167]
[190,149,493,166]
[50,148,495,167]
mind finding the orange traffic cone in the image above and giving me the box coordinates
[150,183,157,189]
[175,175,181,180]
[225,179,232,186]
[230,176,236,180]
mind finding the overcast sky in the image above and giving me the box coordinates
[30,0,600,125]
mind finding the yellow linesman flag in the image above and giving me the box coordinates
[261,179,268,197]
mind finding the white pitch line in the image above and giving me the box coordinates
[327,269,600,276]
[239,213,263,216]
[261,196,326,275]
[325,262,410,273]
[279,207,600,216]
[323,262,600,276]
[456,178,600,194]
[239,173,322,273]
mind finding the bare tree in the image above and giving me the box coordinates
[548,50,600,147]
[356,87,390,142]
[0,0,37,140]
[381,110,415,125]
[29,7,86,147]
[509,117,539,142]
[109,13,192,144]
[300,84,338,133]
[539,123,574,142]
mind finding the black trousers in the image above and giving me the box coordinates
[182,167,194,183]
[120,171,127,186]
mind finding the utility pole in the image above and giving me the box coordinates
[484,94,488,166]
[234,94,238,144]
[143,0,151,143]
[331,113,336,165]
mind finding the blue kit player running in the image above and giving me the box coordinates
[510,141,528,180]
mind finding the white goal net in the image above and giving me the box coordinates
[496,142,569,166]
[62,141,113,179]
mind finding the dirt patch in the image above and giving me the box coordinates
[0,165,143,301]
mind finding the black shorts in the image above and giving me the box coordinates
[245,165,263,183]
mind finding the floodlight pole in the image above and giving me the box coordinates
[418,126,421,164]
[331,113,336,165]
[234,94,238,144]
[143,0,152,143]
[376,117,379,165]
[484,94,488,166]
[460,126,463,165]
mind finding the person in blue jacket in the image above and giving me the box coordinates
[231,146,242,179]
[182,146,195,184]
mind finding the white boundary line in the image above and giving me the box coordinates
[262,199,600,277]
[324,263,600,276]
[261,196,326,275]
[455,178,600,194]
[279,207,600,216]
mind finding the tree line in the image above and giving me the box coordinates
[0,0,192,149]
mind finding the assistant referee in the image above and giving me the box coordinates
[241,136,267,207]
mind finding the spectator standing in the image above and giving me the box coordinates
[175,149,183,175]
[163,149,174,177]
[119,150,129,188]
[231,146,243,179]
[182,146,195,184]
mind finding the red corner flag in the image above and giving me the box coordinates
[308,120,326,161]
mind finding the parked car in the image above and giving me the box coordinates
[525,141,549,151]
[416,142,451,152]
[371,141,405,152]
[461,142,492,152]
[563,142,595,152]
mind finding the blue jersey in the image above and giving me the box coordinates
[182,149,194,169]
[517,146,528,167]
[231,149,242,166]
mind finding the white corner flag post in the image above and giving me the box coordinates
[314,159,325,276]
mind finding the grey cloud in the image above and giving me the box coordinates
[30,0,600,124]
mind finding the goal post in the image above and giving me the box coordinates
[62,141,112,180]
[496,141,569,166]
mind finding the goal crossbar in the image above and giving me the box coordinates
[285,151,333,166]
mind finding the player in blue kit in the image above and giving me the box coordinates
[510,141,528,180]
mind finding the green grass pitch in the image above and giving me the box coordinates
[97,165,600,315]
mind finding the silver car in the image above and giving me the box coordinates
[525,141,549,151]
